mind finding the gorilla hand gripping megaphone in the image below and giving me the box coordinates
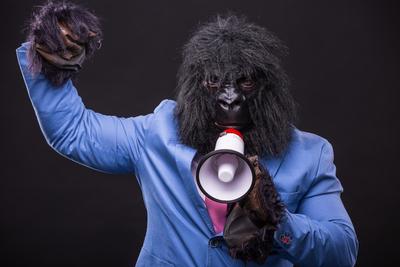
[196,129,255,203]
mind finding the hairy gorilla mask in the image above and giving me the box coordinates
[175,15,297,156]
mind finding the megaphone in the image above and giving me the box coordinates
[196,128,255,203]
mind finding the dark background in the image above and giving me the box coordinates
[1,0,399,266]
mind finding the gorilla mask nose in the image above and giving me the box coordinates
[215,85,252,130]
[217,87,245,111]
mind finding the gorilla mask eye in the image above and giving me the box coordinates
[204,75,220,91]
[239,79,256,92]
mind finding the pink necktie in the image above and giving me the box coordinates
[205,197,227,233]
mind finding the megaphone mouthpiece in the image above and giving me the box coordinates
[216,154,239,183]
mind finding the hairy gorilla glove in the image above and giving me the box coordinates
[26,1,102,86]
[224,156,285,264]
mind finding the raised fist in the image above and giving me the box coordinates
[26,1,102,86]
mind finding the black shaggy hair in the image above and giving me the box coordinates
[26,1,102,86]
[175,15,297,156]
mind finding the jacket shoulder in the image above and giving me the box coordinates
[144,99,179,145]
[290,128,331,152]
[153,99,176,114]
[288,128,334,174]
[276,128,334,188]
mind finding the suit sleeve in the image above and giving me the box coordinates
[16,42,153,175]
[273,141,359,267]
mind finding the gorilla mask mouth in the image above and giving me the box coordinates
[213,86,253,131]
[214,121,252,130]
[214,103,253,130]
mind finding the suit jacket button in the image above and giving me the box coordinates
[209,237,222,248]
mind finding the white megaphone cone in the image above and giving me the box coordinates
[196,128,255,203]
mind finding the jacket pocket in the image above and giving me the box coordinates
[136,248,175,267]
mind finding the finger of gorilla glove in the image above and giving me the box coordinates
[224,203,275,264]
[241,155,285,227]
[26,1,102,86]
[35,43,85,71]
[223,156,285,263]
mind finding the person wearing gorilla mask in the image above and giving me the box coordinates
[17,2,358,266]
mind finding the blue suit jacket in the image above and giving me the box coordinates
[17,43,358,267]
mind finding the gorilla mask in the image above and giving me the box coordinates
[175,15,297,156]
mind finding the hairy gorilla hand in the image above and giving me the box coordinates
[26,1,102,86]
[224,156,285,264]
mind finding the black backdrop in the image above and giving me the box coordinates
[1,0,399,266]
